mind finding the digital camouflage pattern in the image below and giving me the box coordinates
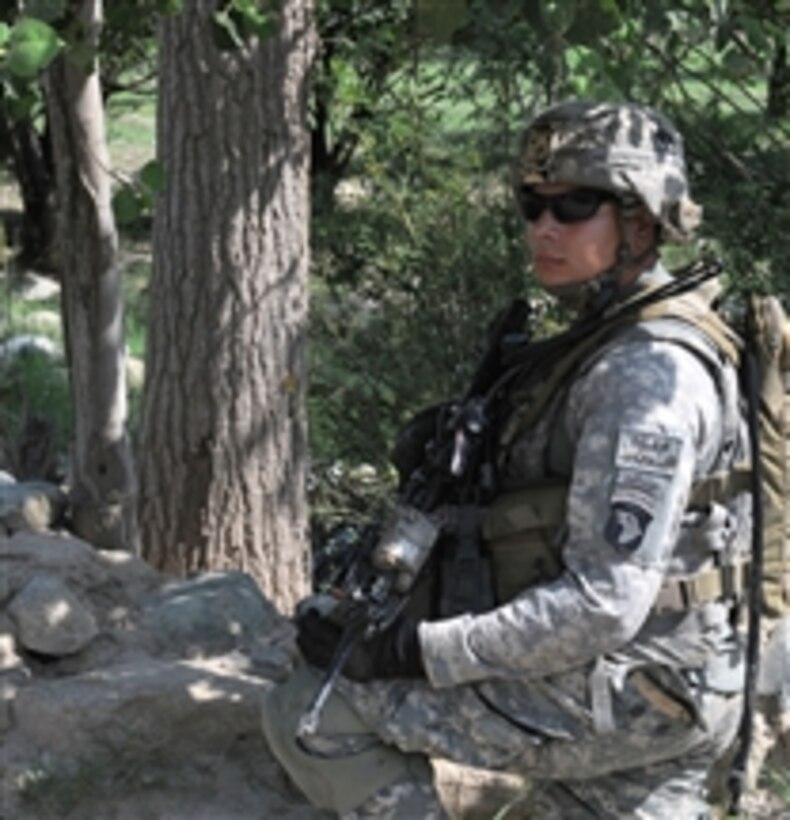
[261,265,751,818]
[516,101,701,242]
[262,99,752,817]
[317,263,747,818]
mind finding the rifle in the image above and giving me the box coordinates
[296,299,530,747]
[297,257,730,749]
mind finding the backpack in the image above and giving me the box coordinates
[749,295,790,618]
[492,276,789,619]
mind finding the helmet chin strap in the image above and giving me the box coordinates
[544,207,657,316]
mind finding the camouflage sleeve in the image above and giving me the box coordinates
[419,334,725,688]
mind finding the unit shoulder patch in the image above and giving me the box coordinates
[604,501,653,552]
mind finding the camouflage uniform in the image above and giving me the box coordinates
[263,102,750,819]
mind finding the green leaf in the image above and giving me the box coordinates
[0,24,11,47]
[212,9,244,50]
[3,85,40,120]
[7,18,62,78]
[112,186,143,226]
[139,160,166,193]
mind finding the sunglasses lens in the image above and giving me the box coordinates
[518,188,611,224]
[554,190,607,222]
[518,189,549,221]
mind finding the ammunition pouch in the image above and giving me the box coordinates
[482,484,566,603]
[481,483,749,611]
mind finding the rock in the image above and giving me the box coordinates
[0,531,159,605]
[0,334,59,360]
[13,653,270,758]
[1,676,20,734]
[19,308,61,335]
[0,481,67,533]
[7,654,326,819]
[0,632,24,671]
[0,532,324,820]
[0,634,30,734]
[141,571,281,658]
[11,271,61,302]
[8,575,99,656]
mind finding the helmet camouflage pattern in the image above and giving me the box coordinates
[516,100,701,242]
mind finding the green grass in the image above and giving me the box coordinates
[0,241,151,473]
[122,253,151,359]
[106,87,157,178]
[763,764,790,808]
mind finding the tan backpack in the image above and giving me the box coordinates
[751,295,790,618]
[490,282,790,619]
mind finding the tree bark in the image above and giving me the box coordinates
[44,0,138,551]
[767,34,789,119]
[139,0,313,612]
[0,112,57,271]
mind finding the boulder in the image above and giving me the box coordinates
[8,575,98,656]
[0,530,326,820]
[140,571,280,658]
[0,481,67,533]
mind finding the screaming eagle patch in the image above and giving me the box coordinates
[604,501,653,552]
[603,427,686,559]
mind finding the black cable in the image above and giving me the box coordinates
[727,297,764,815]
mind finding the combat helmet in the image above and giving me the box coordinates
[516,100,701,243]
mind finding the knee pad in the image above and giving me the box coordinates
[261,663,430,815]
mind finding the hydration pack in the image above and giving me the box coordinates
[748,295,790,617]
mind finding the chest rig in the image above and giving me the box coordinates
[481,275,750,613]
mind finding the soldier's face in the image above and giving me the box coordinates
[524,183,627,290]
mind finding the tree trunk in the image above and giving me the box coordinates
[139,0,313,612]
[0,112,57,271]
[767,34,789,119]
[44,0,138,551]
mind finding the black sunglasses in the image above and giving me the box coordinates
[517,187,617,224]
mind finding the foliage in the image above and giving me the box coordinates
[762,764,790,808]
[112,158,165,228]
[311,0,416,192]
[0,345,70,476]
[308,0,790,493]
[310,112,530,467]
[212,0,281,49]
[2,17,62,79]
[0,0,787,521]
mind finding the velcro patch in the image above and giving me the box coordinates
[615,429,683,475]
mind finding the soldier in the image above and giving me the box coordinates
[262,100,751,819]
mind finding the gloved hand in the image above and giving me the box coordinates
[296,607,424,682]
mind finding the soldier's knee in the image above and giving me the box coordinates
[261,663,430,815]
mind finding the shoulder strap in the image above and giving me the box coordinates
[499,275,742,455]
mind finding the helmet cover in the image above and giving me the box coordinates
[516,100,701,242]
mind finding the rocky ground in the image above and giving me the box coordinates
[0,482,787,819]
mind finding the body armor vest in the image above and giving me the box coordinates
[482,280,750,612]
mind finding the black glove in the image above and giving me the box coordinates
[296,608,424,682]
